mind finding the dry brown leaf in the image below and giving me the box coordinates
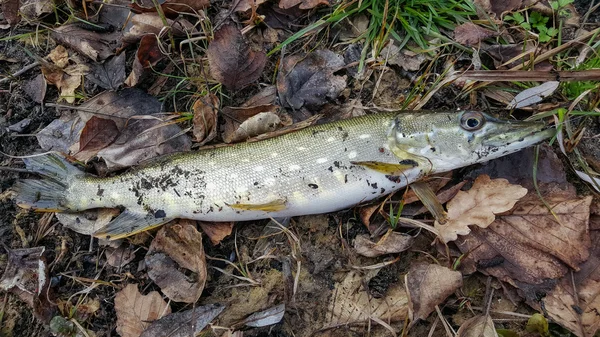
[221,104,283,143]
[353,231,414,257]
[234,0,268,12]
[243,85,277,107]
[114,283,171,337]
[125,35,164,87]
[455,193,592,286]
[19,0,52,19]
[131,0,210,17]
[52,25,114,62]
[2,0,20,26]
[326,270,408,327]
[278,0,330,10]
[456,314,498,337]
[105,243,136,268]
[454,22,498,46]
[405,263,462,324]
[435,175,528,243]
[207,23,266,90]
[24,74,47,103]
[542,216,600,337]
[198,221,234,245]
[474,0,524,18]
[140,304,225,337]
[380,42,427,72]
[277,50,346,110]
[56,73,81,104]
[145,221,207,303]
[192,94,219,145]
[48,45,69,68]
[123,13,194,43]
[78,116,119,153]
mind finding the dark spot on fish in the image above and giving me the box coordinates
[173,189,181,197]
[154,209,166,218]
[308,183,319,189]
[342,131,349,141]
[344,174,348,183]
[399,159,418,167]
[380,188,385,194]
[140,178,153,190]
[386,175,402,183]
[328,166,333,172]
[97,187,104,196]
[312,130,325,136]
[371,183,378,189]
[333,161,341,168]
[254,182,259,186]
[430,147,436,152]
[378,147,385,153]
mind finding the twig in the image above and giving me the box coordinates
[458,69,600,82]
[0,61,40,85]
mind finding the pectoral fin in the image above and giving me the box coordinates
[227,198,287,212]
[410,181,448,223]
[351,160,417,176]
[94,210,174,240]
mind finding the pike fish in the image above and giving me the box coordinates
[14,111,553,239]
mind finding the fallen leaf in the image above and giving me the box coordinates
[243,85,277,106]
[456,314,498,337]
[541,216,600,337]
[243,303,285,327]
[114,284,171,337]
[435,175,528,243]
[278,0,330,10]
[234,0,268,12]
[380,42,427,71]
[140,304,225,337]
[125,34,164,87]
[52,25,114,62]
[221,104,284,143]
[198,221,234,245]
[86,53,127,90]
[19,0,52,19]
[123,13,195,43]
[508,81,559,109]
[405,263,463,323]
[2,0,20,26]
[79,116,119,153]
[192,94,219,144]
[48,45,69,68]
[353,231,414,257]
[36,113,85,153]
[454,22,498,46]
[0,246,55,322]
[24,74,47,103]
[259,2,304,30]
[455,193,592,286]
[326,270,408,327]
[207,23,267,90]
[145,221,207,303]
[474,0,523,18]
[105,243,136,268]
[277,50,346,110]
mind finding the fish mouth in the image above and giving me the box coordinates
[482,119,555,148]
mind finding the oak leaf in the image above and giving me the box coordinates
[114,284,171,337]
[435,175,527,243]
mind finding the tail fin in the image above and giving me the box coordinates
[13,154,84,211]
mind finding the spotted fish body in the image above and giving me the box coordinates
[14,111,553,239]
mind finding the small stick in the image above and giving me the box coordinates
[0,61,40,85]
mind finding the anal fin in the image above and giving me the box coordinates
[93,210,174,240]
[351,160,417,175]
[227,198,287,212]
[410,181,448,223]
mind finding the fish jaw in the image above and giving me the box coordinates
[387,111,555,173]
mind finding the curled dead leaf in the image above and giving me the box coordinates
[221,104,285,143]
[52,25,114,62]
[123,13,195,43]
[405,263,462,324]
[114,284,171,337]
[454,22,498,46]
[353,231,414,257]
[207,23,266,90]
[145,221,207,303]
[456,314,498,337]
[125,34,164,87]
[140,304,225,337]
[435,175,528,243]
[192,94,219,144]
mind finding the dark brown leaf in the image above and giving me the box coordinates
[454,22,498,46]
[2,0,20,26]
[140,304,225,337]
[52,25,115,62]
[207,23,266,90]
[87,53,127,90]
[145,220,207,303]
[234,0,268,12]
[125,34,164,87]
[278,0,330,10]
[192,94,219,145]
[474,0,523,18]
[277,50,346,110]
[79,116,119,153]
[405,263,463,324]
[24,74,47,103]
[131,0,210,17]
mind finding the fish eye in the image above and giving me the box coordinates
[460,111,485,131]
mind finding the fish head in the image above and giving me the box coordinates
[388,111,555,173]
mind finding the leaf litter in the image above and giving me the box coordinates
[2,0,600,336]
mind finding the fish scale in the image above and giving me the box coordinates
[14,111,553,239]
